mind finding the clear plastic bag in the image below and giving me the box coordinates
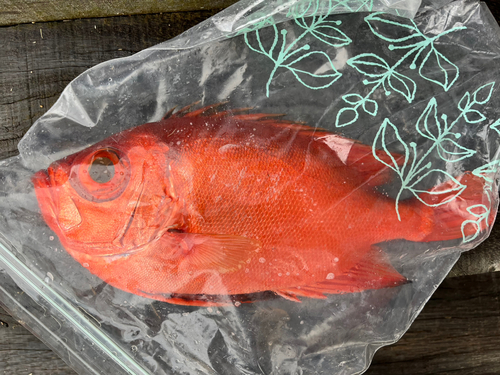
[1,0,500,374]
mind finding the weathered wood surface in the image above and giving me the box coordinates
[1,272,499,374]
[0,0,237,26]
[1,4,499,277]
[450,221,500,277]
[367,271,500,375]
[0,10,221,161]
[0,306,72,374]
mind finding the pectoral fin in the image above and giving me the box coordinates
[172,232,260,273]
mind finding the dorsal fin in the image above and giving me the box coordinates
[163,101,201,119]
[184,102,229,118]
[321,134,406,187]
[163,102,255,120]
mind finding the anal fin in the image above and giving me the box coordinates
[274,290,303,302]
[327,246,408,293]
[276,246,407,301]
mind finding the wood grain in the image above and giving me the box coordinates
[449,220,500,277]
[1,3,500,375]
[0,10,220,160]
[367,271,500,375]
[0,305,75,374]
[0,0,237,26]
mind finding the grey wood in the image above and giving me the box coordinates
[0,305,74,374]
[0,10,220,161]
[1,4,500,375]
[367,271,500,375]
[0,0,237,26]
[449,220,500,277]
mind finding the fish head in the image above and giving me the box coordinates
[31,128,184,257]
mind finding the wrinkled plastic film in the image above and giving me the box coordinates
[151,0,423,49]
[1,0,500,374]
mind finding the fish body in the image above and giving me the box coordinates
[32,105,488,305]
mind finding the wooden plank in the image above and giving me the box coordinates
[0,4,499,375]
[0,0,237,26]
[449,221,500,277]
[0,305,74,374]
[1,272,499,374]
[367,271,500,375]
[0,10,219,160]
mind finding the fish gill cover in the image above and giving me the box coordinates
[1,0,500,374]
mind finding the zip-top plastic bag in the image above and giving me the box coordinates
[1,0,500,374]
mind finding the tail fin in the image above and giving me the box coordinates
[418,172,495,242]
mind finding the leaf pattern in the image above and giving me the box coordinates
[244,0,354,97]
[387,71,416,102]
[285,51,342,89]
[372,119,409,175]
[473,82,495,104]
[371,83,496,220]
[347,53,390,77]
[464,109,486,123]
[416,98,441,140]
[362,99,378,116]
[419,45,459,91]
[437,138,476,162]
[462,160,500,242]
[336,107,359,127]
[490,119,500,136]
[336,13,465,127]
[365,12,423,44]
[472,160,500,184]
[307,21,352,47]
[409,169,466,207]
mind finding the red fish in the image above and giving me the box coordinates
[32,104,490,306]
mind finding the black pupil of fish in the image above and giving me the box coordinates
[89,156,115,184]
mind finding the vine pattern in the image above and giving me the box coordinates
[464,160,500,242]
[336,13,466,127]
[372,82,498,224]
[243,0,375,97]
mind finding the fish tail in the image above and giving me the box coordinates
[417,172,496,243]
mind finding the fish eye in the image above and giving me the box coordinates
[89,156,115,184]
[70,148,130,203]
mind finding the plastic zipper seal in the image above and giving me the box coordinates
[0,235,150,375]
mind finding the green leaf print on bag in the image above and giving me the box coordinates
[244,0,360,97]
[288,0,374,18]
[336,13,466,127]
[372,82,496,221]
[461,159,500,243]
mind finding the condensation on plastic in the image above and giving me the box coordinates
[1,0,500,374]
